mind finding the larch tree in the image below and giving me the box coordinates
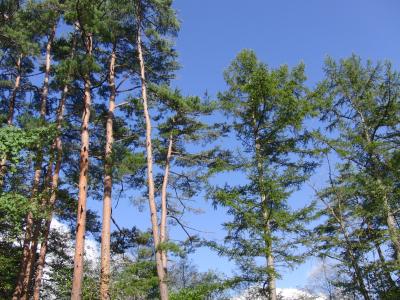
[313,55,400,299]
[213,50,318,300]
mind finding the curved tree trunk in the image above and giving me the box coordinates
[32,82,68,300]
[135,4,169,298]
[71,33,93,300]
[33,32,77,299]
[322,198,371,300]
[160,135,173,273]
[13,24,56,300]
[100,46,116,300]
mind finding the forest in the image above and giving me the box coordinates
[0,0,399,299]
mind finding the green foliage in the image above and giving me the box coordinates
[170,282,226,300]
[313,55,400,298]
[211,49,319,284]
[0,0,399,299]
[0,124,56,171]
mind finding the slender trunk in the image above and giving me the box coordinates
[262,203,276,300]
[32,83,68,300]
[253,123,277,300]
[0,54,22,187]
[22,25,56,299]
[160,134,173,272]
[136,8,168,299]
[71,33,93,300]
[366,222,396,289]
[360,114,400,266]
[345,247,370,300]
[374,242,396,289]
[331,206,370,300]
[266,242,276,300]
[13,26,56,300]
[33,32,76,299]
[26,161,54,299]
[99,47,116,300]
[12,212,34,300]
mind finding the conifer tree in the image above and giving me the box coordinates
[0,0,38,188]
[32,30,78,300]
[16,4,63,298]
[65,0,105,298]
[314,55,400,299]
[213,50,317,300]
[96,0,139,297]
[134,1,179,298]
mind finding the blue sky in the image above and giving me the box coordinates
[172,0,400,288]
[90,0,400,290]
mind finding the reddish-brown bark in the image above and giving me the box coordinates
[99,47,116,300]
[12,25,56,300]
[32,82,69,300]
[71,33,93,300]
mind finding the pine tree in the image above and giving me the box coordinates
[133,1,179,298]
[96,1,138,297]
[64,0,104,298]
[31,29,79,300]
[14,3,62,298]
[0,0,39,188]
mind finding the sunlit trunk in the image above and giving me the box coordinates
[13,24,56,300]
[160,134,173,272]
[253,121,277,300]
[135,4,168,298]
[71,33,93,300]
[32,82,69,300]
[100,46,116,300]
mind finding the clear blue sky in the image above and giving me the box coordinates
[92,0,400,290]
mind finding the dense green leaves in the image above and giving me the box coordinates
[0,1,399,299]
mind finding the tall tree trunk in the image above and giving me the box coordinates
[324,200,370,300]
[358,112,400,266]
[262,203,276,300]
[33,32,77,299]
[374,242,397,289]
[32,83,69,300]
[0,54,22,187]
[265,222,276,300]
[99,46,116,300]
[253,124,277,300]
[136,7,169,299]
[13,25,56,300]
[22,25,56,299]
[366,222,397,289]
[160,134,173,272]
[71,33,93,300]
